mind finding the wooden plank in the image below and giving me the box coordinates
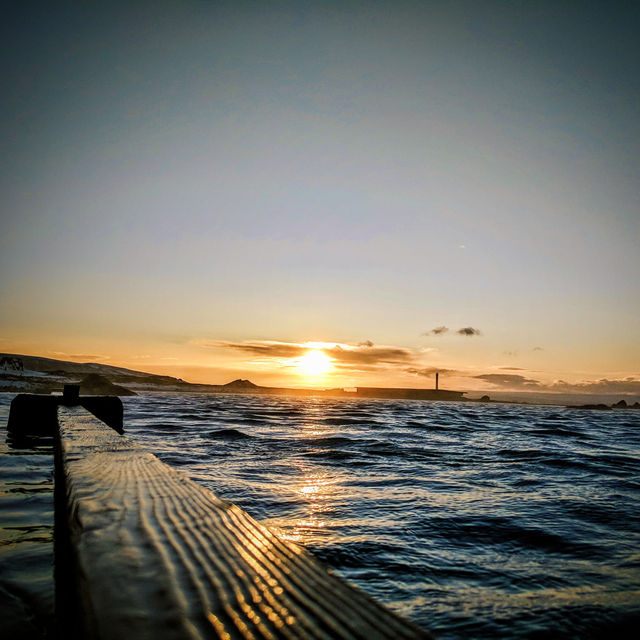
[56,406,432,640]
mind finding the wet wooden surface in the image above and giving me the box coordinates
[56,405,432,640]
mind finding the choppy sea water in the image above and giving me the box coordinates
[1,392,639,638]
[0,394,54,639]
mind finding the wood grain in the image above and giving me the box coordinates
[56,406,432,640]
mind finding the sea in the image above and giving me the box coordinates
[1,391,639,639]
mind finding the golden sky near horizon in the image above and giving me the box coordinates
[1,2,639,395]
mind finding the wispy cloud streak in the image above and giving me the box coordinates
[406,367,457,377]
[203,340,415,367]
[474,374,541,388]
[474,373,640,394]
[425,326,449,336]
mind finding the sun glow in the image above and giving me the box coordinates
[297,350,333,377]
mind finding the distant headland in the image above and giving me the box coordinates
[1,353,638,409]
[0,353,465,401]
[0,353,468,401]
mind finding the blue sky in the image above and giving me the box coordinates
[1,1,638,391]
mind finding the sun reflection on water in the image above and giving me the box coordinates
[271,470,335,544]
[265,402,344,545]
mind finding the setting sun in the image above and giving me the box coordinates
[297,350,333,377]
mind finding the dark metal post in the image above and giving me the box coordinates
[63,384,80,404]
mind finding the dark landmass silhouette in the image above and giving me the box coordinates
[0,353,464,398]
[569,403,612,410]
[1,353,638,407]
[223,379,259,390]
[0,353,466,401]
[568,399,640,410]
[78,373,137,396]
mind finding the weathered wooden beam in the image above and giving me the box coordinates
[56,406,432,640]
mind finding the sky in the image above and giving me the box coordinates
[1,1,639,395]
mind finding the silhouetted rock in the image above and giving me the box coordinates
[78,374,136,396]
[612,399,628,408]
[222,379,259,390]
[1,356,23,371]
[631,402,640,409]
[568,403,611,410]
[479,395,491,402]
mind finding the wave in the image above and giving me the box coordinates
[321,417,377,426]
[302,435,359,446]
[426,515,603,557]
[526,426,587,438]
[147,422,184,431]
[301,449,356,461]
[206,428,253,440]
[404,420,451,431]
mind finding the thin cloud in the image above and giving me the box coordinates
[499,367,526,371]
[533,346,544,351]
[208,340,415,367]
[326,344,413,365]
[425,326,449,336]
[550,378,640,394]
[457,327,481,336]
[474,374,542,388]
[203,340,306,358]
[475,374,640,394]
[406,367,457,377]
[332,362,398,373]
[49,351,109,361]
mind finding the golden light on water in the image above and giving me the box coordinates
[296,350,333,377]
[265,450,336,546]
[275,473,331,544]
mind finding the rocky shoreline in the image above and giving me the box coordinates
[567,399,640,410]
